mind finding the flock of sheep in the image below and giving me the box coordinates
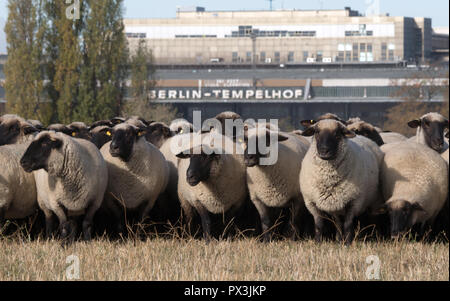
[0,110,448,245]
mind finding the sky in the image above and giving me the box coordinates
[0,0,449,53]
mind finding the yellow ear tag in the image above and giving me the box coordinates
[106,131,112,137]
[138,131,145,137]
[50,137,57,142]
[71,132,76,137]
[179,129,184,134]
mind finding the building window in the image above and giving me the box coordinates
[260,52,266,63]
[246,52,252,63]
[353,43,359,61]
[274,52,280,63]
[232,52,239,63]
[288,52,294,62]
[367,43,373,53]
[303,51,308,62]
[126,32,147,38]
[345,51,351,62]
[360,43,366,52]
[316,51,323,62]
[381,43,387,61]
[337,51,344,62]
[388,50,394,61]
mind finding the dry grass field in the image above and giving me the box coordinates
[0,234,448,281]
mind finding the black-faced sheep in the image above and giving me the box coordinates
[379,141,448,238]
[300,120,381,244]
[20,131,108,241]
[407,112,449,153]
[100,123,169,233]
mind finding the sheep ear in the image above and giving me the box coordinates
[137,129,147,138]
[49,136,63,149]
[342,128,356,138]
[176,151,193,159]
[300,119,316,128]
[162,126,172,138]
[301,126,315,137]
[23,125,38,135]
[408,119,421,128]
[278,133,289,142]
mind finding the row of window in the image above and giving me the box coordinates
[231,48,395,63]
[126,32,146,38]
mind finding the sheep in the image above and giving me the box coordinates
[145,121,173,148]
[243,126,310,240]
[176,132,247,241]
[20,131,108,241]
[170,118,195,135]
[67,122,91,140]
[300,113,347,128]
[47,123,71,135]
[27,120,45,131]
[442,131,449,165]
[346,121,385,146]
[378,141,448,238]
[0,115,38,146]
[300,120,381,244]
[100,122,169,233]
[407,112,449,153]
[0,143,38,230]
[89,125,112,149]
[379,132,408,144]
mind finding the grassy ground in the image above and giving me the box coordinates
[0,235,448,281]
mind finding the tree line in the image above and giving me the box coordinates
[4,0,164,125]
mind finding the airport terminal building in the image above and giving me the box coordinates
[124,7,437,65]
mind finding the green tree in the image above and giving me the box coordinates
[4,0,46,120]
[75,0,128,123]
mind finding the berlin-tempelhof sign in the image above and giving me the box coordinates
[149,88,304,100]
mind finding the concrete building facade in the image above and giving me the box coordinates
[124,7,433,65]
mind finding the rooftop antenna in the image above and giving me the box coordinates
[266,0,275,11]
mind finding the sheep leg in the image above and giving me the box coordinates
[343,213,355,245]
[308,204,326,242]
[82,201,101,241]
[106,199,125,235]
[41,208,56,239]
[288,199,302,240]
[52,204,75,243]
[253,198,272,242]
[333,215,344,241]
[0,208,5,235]
[195,203,212,242]
[139,200,155,224]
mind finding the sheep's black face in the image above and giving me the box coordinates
[20,135,62,172]
[68,124,91,140]
[0,120,37,146]
[302,121,355,161]
[385,200,425,239]
[0,120,20,146]
[110,128,135,161]
[47,124,72,136]
[147,123,172,147]
[90,127,112,149]
[175,152,219,186]
[409,117,449,152]
[315,129,343,161]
